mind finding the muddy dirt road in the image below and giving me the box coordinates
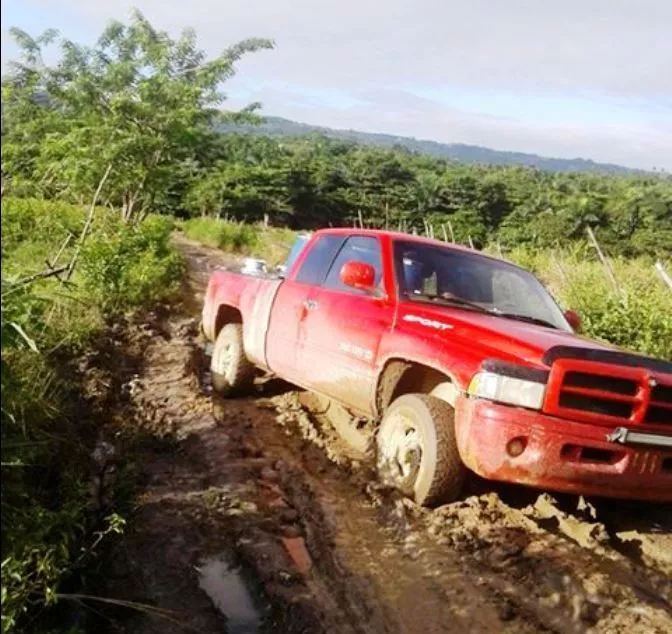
[101,235,671,634]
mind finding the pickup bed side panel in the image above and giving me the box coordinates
[239,278,284,370]
[265,280,312,382]
[203,271,283,370]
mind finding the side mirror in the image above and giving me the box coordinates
[340,260,376,292]
[565,309,582,332]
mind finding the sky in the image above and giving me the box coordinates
[2,0,671,170]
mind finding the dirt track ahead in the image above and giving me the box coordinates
[101,235,672,634]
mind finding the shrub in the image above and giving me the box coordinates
[182,217,261,252]
[1,198,183,633]
[182,217,297,265]
[504,246,672,360]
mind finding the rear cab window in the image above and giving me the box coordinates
[323,235,383,294]
[294,235,346,285]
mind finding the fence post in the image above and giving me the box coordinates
[655,261,672,291]
[447,221,455,243]
[585,226,622,299]
[468,235,475,249]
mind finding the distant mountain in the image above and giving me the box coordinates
[220,115,639,175]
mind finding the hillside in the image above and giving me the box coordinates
[220,115,638,175]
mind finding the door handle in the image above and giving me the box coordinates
[303,300,318,311]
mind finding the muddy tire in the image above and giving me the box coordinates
[210,323,255,397]
[376,394,466,507]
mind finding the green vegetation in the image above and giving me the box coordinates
[219,115,641,175]
[506,248,672,360]
[1,199,183,633]
[1,12,268,632]
[181,217,296,265]
[3,11,670,258]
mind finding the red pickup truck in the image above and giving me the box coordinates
[201,229,672,505]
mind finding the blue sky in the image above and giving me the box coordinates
[2,0,671,170]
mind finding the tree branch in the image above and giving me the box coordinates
[65,163,113,281]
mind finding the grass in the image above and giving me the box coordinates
[181,217,297,266]
[503,244,672,360]
[1,197,184,633]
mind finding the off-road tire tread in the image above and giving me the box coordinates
[414,394,466,506]
[211,323,255,397]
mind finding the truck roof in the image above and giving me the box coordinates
[312,227,510,266]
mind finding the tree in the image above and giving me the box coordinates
[2,10,273,221]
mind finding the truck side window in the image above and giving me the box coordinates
[323,236,383,294]
[294,235,346,285]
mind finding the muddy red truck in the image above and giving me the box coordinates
[201,229,672,505]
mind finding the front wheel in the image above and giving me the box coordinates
[211,323,255,397]
[376,394,466,506]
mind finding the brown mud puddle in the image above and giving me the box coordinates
[97,235,671,634]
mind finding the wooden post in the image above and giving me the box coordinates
[585,226,622,298]
[655,261,672,291]
[429,224,435,239]
[447,221,455,243]
[468,235,475,250]
[357,209,364,229]
[441,224,448,242]
[423,219,430,237]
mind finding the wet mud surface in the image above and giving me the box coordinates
[100,235,672,634]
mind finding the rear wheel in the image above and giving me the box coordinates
[376,393,466,506]
[211,323,255,397]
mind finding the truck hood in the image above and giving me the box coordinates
[399,303,618,369]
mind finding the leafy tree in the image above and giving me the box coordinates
[2,10,273,221]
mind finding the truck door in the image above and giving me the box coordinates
[298,235,394,415]
[265,235,346,382]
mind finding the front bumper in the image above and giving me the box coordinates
[455,396,672,502]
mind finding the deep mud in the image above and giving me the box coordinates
[99,235,672,634]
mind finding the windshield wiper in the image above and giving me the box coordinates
[408,293,490,313]
[493,312,559,330]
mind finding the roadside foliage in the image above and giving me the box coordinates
[1,198,183,633]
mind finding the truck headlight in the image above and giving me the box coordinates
[467,371,546,410]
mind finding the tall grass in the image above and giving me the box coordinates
[505,245,672,360]
[181,217,297,266]
[1,198,184,633]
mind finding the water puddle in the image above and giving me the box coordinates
[198,556,263,633]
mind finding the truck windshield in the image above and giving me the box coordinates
[394,240,571,331]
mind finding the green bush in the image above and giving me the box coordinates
[79,216,184,312]
[505,246,672,360]
[1,198,183,633]
[182,217,261,252]
[182,217,297,265]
